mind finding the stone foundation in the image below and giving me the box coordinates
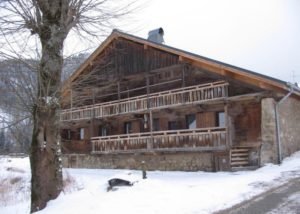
[260,97,300,165]
[261,98,278,165]
[279,97,300,159]
[62,152,214,171]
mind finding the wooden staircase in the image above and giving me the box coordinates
[230,147,250,170]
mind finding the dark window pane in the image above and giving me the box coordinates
[124,122,132,134]
[67,130,71,140]
[168,121,178,130]
[153,118,160,131]
[102,127,107,136]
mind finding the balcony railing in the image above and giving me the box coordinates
[61,81,228,121]
[91,127,227,154]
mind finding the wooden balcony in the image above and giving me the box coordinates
[91,127,227,154]
[60,81,228,121]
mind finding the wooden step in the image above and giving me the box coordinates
[231,149,249,152]
[230,161,249,166]
[231,166,259,171]
[231,153,248,157]
[231,157,248,161]
[230,147,250,168]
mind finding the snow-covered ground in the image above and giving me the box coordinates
[1,152,300,214]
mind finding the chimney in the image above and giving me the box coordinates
[147,27,164,44]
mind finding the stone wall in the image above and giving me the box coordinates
[279,97,300,159]
[62,152,214,171]
[260,98,278,165]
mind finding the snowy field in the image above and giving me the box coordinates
[1,152,300,214]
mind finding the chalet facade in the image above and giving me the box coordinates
[60,29,300,171]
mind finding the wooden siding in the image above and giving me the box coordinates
[196,112,216,128]
[229,101,261,145]
[62,140,90,154]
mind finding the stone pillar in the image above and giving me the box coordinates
[260,98,278,165]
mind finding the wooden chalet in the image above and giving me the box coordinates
[60,29,300,171]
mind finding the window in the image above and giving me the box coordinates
[67,130,71,140]
[168,121,178,130]
[124,122,132,134]
[186,114,196,129]
[153,118,160,131]
[79,128,85,140]
[217,112,225,127]
[99,126,108,136]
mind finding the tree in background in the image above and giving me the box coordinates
[0,0,137,212]
[0,129,5,152]
[0,58,36,154]
[0,54,88,154]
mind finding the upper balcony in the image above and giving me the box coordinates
[60,81,228,122]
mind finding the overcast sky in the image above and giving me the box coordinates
[66,0,300,84]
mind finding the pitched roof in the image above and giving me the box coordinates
[63,30,300,97]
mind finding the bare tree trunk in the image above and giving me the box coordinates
[30,25,65,212]
[0,1,138,212]
[30,105,62,212]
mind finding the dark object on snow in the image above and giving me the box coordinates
[107,178,133,191]
[141,161,147,179]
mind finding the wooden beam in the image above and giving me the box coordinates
[149,110,153,149]
[226,91,271,102]
[224,104,230,148]
[182,65,186,87]
[117,81,121,100]
[70,89,73,109]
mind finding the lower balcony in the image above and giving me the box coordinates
[91,127,227,154]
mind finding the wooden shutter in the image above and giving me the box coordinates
[196,112,216,128]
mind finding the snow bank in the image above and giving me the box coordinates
[1,151,300,214]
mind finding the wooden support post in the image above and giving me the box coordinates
[92,88,95,105]
[70,88,73,121]
[90,119,95,138]
[224,103,230,148]
[181,65,186,103]
[146,75,153,150]
[182,64,186,88]
[70,88,73,109]
[117,81,121,100]
[92,140,95,153]
[149,110,153,150]
[117,81,121,114]
[225,84,229,97]
[146,75,150,108]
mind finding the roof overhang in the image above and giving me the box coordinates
[62,30,300,99]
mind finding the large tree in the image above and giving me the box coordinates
[0,0,136,212]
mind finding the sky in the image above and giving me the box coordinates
[65,0,300,84]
